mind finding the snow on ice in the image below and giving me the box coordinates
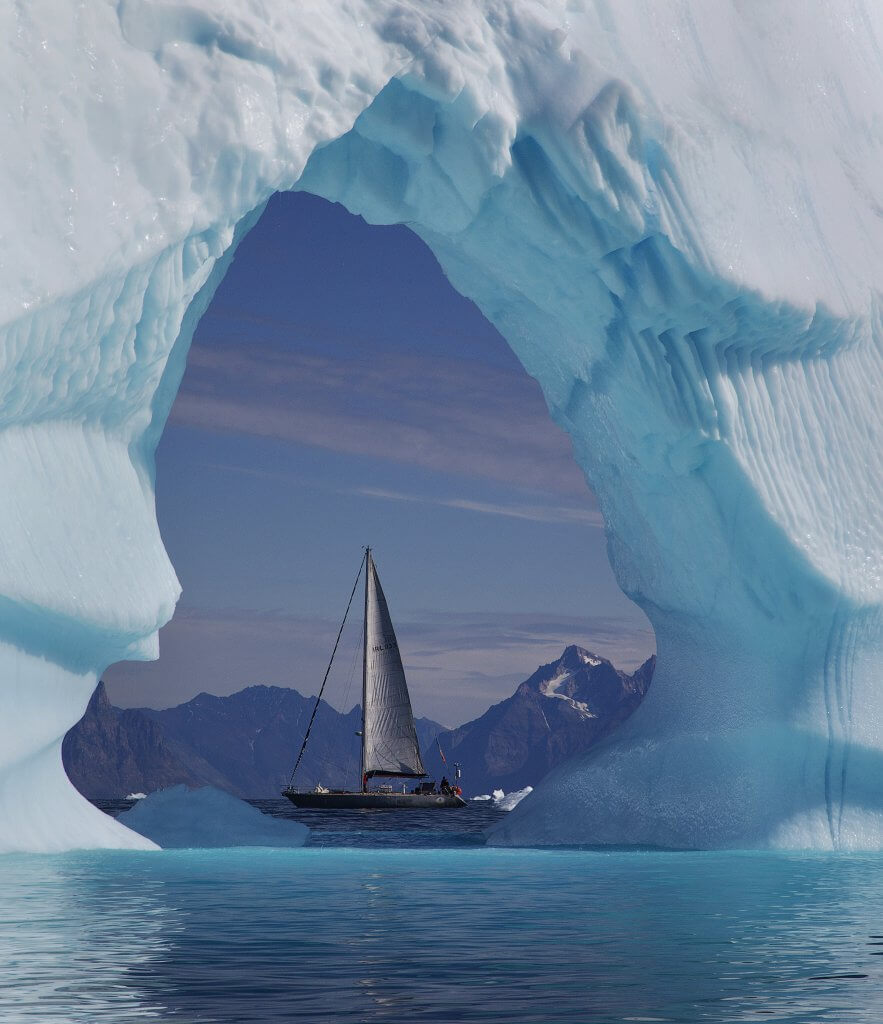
[0,2,881,850]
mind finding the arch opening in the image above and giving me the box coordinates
[103,189,652,728]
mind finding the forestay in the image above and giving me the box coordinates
[363,553,426,778]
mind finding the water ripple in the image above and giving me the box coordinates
[1,807,883,1022]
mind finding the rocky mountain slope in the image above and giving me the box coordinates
[64,683,443,798]
[62,682,216,798]
[435,646,655,794]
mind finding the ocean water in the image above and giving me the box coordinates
[2,803,883,1023]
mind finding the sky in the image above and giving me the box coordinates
[103,192,654,727]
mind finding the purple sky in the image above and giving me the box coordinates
[104,192,653,727]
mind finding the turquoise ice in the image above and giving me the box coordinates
[0,2,881,849]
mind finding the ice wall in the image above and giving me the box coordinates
[0,1,881,850]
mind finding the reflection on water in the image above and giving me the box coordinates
[2,808,883,1022]
[0,853,176,1021]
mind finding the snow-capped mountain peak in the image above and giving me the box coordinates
[524,646,632,720]
[435,647,656,794]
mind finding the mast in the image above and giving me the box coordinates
[361,546,370,793]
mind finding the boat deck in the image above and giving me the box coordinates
[283,789,466,810]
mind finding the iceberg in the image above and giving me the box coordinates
[494,787,533,812]
[0,2,881,850]
[117,786,309,849]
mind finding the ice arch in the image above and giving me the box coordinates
[0,1,881,851]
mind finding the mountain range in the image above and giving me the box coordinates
[63,646,654,798]
[63,683,444,798]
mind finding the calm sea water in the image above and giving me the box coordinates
[2,801,883,1023]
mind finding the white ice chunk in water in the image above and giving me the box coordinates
[117,786,309,849]
[494,787,533,812]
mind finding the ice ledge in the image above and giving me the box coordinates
[0,424,178,662]
[0,643,156,854]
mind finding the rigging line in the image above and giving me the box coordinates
[314,756,356,778]
[287,551,366,789]
[318,628,361,785]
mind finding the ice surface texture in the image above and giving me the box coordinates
[118,786,308,848]
[0,1,881,850]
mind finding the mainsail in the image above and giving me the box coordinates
[362,552,426,779]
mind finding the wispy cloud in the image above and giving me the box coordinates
[104,604,654,727]
[353,486,604,527]
[168,340,592,498]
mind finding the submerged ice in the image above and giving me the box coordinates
[118,786,309,849]
[0,1,881,851]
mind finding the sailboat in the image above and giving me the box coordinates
[282,548,466,809]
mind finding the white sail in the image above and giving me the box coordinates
[362,553,426,778]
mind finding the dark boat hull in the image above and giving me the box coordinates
[282,789,466,809]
